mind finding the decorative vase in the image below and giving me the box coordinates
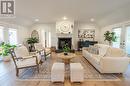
[64,52,68,55]
[109,41,112,46]
[2,56,11,62]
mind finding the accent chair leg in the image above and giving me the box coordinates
[40,60,43,64]
[45,55,47,60]
[50,53,52,58]
[16,68,19,77]
[37,65,39,73]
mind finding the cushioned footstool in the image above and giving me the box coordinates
[51,63,65,82]
[70,63,84,82]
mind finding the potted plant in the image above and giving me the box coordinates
[0,42,16,62]
[63,44,71,55]
[104,31,117,45]
[27,37,39,52]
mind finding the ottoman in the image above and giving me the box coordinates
[70,63,84,82]
[51,63,65,82]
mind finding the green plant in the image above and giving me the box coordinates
[0,42,16,57]
[27,37,39,44]
[104,31,117,45]
[63,44,71,52]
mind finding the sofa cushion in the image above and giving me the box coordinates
[91,54,102,64]
[94,44,110,57]
[88,46,99,55]
[105,47,126,57]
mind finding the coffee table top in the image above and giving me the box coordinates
[57,53,76,59]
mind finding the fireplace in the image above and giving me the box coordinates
[58,38,72,50]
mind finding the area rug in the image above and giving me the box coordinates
[16,54,120,81]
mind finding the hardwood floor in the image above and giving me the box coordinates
[0,52,130,86]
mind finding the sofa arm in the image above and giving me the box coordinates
[82,49,86,56]
[100,57,129,73]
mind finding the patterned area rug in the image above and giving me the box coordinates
[17,53,120,81]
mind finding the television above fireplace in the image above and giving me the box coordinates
[58,38,72,50]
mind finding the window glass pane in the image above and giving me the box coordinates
[41,30,51,47]
[126,26,130,55]
[9,28,17,45]
[0,26,4,43]
[112,28,121,48]
[49,32,51,47]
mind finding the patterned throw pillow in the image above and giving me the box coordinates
[88,46,99,55]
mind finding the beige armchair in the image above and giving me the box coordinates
[10,45,42,76]
[34,43,51,60]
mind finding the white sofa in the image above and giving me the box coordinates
[82,44,129,73]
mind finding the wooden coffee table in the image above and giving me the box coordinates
[57,53,76,64]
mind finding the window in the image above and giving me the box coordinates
[9,28,17,45]
[48,32,51,47]
[112,27,121,48]
[125,26,130,55]
[41,30,51,47]
[0,26,4,43]
[45,31,51,47]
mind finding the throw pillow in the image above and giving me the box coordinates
[105,47,126,57]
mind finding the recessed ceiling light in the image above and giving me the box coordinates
[63,16,67,20]
[90,18,95,22]
[35,19,39,22]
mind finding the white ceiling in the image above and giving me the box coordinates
[1,0,130,27]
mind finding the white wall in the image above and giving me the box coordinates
[30,23,55,47]
[30,22,100,50]
[0,21,29,45]
[76,23,100,41]
[98,4,130,27]
[74,22,100,49]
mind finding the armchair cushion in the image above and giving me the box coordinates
[34,43,44,51]
[16,57,37,68]
[14,45,41,68]
[14,45,30,58]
